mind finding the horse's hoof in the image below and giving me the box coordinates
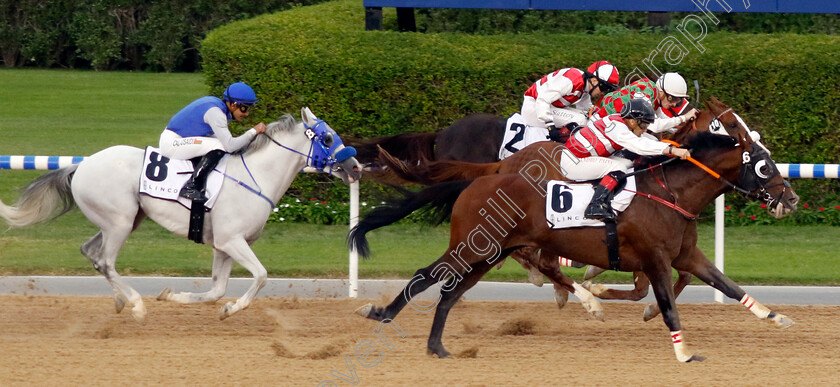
[590,310,606,322]
[427,347,451,359]
[583,265,606,280]
[587,283,607,297]
[771,313,795,329]
[553,289,569,310]
[219,302,235,320]
[581,280,592,290]
[131,305,147,323]
[643,304,660,322]
[685,354,707,362]
[354,303,375,318]
[114,293,127,314]
[156,288,172,301]
[527,268,543,287]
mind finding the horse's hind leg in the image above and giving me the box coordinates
[427,259,495,358]
[674,246,794,328]
[534,250,603,320]
[355,254,453,323]
[81,228,146,322]
[158,248,232,304]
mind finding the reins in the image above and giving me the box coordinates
[219,126,335,208]
[620,108,763,219]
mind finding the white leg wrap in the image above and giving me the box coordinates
[573,282,604,320]
[740,294,771,319]
[671,331,693,362]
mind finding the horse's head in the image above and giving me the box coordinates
[699,97,799,218]
[300,107,362,184]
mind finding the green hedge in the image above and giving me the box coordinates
[202,0,840,211]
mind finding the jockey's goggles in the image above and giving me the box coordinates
[599,81,618,94]
[665,93,684,104]
[235,103,254,113]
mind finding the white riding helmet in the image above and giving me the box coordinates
[656,72,689,98]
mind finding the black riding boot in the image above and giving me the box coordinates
[179,149,225,201]
[584,172,623,221]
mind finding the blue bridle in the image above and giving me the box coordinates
[303,119,357,173]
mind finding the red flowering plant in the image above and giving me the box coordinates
[724,201,840,226]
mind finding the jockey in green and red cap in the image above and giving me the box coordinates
[591,73,698,135]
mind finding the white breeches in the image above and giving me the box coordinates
[520,97,546,127]
[521,97,588,128]
[559,149,633,181]
[159,129,224,160]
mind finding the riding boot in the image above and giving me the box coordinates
[180,149,225,201]
[584,172,623,221]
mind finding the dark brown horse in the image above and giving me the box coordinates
[345,113,506,167]
[349,112,799,361]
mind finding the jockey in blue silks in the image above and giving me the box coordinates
[159,81,267,201]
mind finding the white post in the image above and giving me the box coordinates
[348,181,360,298]
[714,194,725,303]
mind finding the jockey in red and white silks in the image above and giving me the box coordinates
[559,99,691,220]
[521,61,619,129]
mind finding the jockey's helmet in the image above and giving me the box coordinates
[223,82,260,104]
[655,73,689,98]
[620,98,656,124]
[586,60,620,93]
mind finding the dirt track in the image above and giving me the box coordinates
[0,295,838,385]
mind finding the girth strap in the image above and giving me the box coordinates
[604,220,620,271]
[188,199,207,244]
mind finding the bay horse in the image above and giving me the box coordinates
[349,113,799,361]
[372,101,738,317]
[0,108,362,322]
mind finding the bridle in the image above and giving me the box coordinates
[623,108,788,217]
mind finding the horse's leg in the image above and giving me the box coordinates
[643,270,693,321]
[158,248,232,304]
[215,238,267,320]
[674,247,794,328]
[81,228,146,322]
[427,260,495,358]
[534,250,603,319]
[645,260,706,362]
[509,247,543,286]
[355,253,454,323]
[584,271,651,301]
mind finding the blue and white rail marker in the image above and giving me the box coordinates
[0,155,87,170]
[776,164,840,179]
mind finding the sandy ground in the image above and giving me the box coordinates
[0,294,838,386]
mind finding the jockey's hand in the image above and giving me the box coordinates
[665,146,691,160]
[254,122,267,134]
[682,108,699,123]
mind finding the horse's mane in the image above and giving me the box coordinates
[638,131,737,168]
[237,114,297,154]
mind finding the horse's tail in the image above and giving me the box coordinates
[345,132,436,165]
[377,146,502,185]
[348,179,472,259]
[0,165,78,227]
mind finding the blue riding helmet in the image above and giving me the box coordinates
[304,119,357,170]
[223,82,259,104]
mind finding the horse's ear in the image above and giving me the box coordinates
[301,107,318,126]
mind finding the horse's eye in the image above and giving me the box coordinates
[322,132,334,148]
